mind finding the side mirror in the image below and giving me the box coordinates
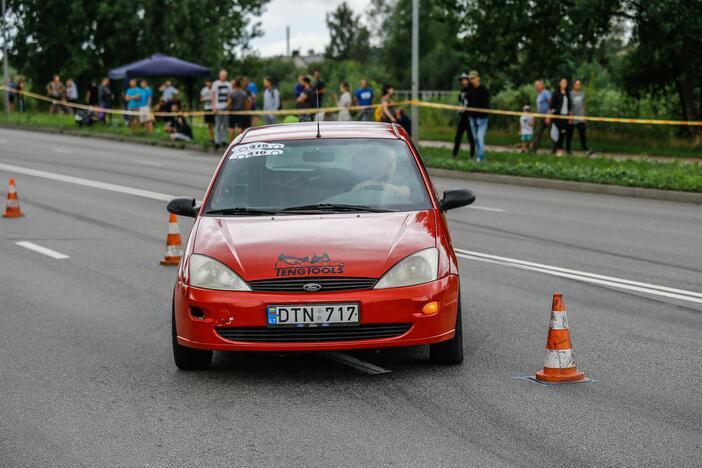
[439,189,476,211]
[167,197,199,218]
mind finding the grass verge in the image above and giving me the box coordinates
[1,112,700,192]
[419,146,702,193]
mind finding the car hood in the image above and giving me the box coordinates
[193,211,436,280]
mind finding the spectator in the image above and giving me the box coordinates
[165,104,193,141]
[519,105,535,152]
[294,75,305,98]
[549,77,572,156]
[65,79,79,112]
[139,79,154,134]
[467,70,490,162]
[262,76,280,125]
[86,79,99,106]
[47,74,66,113]
[229,79,250,139]
[396,108,411,136]
[530,79,552,153]
[16,78,26,112]
[355,79,374,121]
[567,79,591,155]
[97,77,113,123]
[211,69,232,149]
[200,79,214,145]
[124,78,143,130]
[313,69,326,121]
[296,76,314,122]
[336,82,352,121]
[379,84,396,123]
[452,71,476,159]
[6,76,16,112]
[159,80,178,102]
[241,76,258,126]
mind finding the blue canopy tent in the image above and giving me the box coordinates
[108,53,210,110]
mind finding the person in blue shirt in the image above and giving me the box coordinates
[530,79,552,153]
[139,79,154,134]
[124,79,143,129]
[355,79,374,121]
[294,75,304,98]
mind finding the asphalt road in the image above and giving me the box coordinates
[1,127,700,467]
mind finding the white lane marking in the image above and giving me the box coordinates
[0,163,175,202]
[134,159,164,167]
[468,206,505,213]
[52,147,73,154]
[16,241,70,259]
[323,352,391,375]
[455,248,702,305]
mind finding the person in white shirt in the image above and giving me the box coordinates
[210,69,232,149]
[262,76,280,125]
[336,82,352,121]
[200,79,214,144]
[519,105,535,152]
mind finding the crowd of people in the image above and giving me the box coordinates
[4,70,590,157]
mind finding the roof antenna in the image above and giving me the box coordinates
[315,87,321,138]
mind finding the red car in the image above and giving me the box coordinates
[168,122,475,369]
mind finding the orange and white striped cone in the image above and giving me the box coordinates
[534,293,590,383]
[160,213,184,266]
[3,178,24,218]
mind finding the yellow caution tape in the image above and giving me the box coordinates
[2,85,701,126]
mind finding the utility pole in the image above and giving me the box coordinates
[286,26,290,57]
[410,0,419,143]
[1,0,8,115]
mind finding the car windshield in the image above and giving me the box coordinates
[205,138,432,214]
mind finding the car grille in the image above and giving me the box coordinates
[216,324,411,342]
[248,277,377,293]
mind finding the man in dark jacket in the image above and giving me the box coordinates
[452,71,476,158]
[467,70,490,162]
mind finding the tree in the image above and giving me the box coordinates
[7,0,268,93]
[325,2,370,62]
[619,0,702,138]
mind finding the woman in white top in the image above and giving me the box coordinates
[337,82,352,121]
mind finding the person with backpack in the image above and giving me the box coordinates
[262,76,280,125]
[378,84,396,123]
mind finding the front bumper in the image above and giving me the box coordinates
[174,274,460,352]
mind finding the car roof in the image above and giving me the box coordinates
[237,121,403,144]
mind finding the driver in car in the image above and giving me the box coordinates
[351,147,410,198]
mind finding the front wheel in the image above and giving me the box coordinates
[172,301,212,370]
[429,298,464,365]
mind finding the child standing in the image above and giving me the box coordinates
[519,104,535,152]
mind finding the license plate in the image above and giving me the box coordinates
[266,303,359,327]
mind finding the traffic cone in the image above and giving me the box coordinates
[3,178,24,218]
[534,293,590,383]
[160,213,184,266]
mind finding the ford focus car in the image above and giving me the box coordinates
[168,122,475,370]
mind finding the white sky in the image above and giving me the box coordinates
[250,0,372,57]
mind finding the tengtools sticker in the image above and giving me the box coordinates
[274,253,345,277]
[229,142,285,160]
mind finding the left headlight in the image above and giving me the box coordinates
[374,248,439,289]
[189,254,251,291]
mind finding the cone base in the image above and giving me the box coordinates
[160,257,181,266]
[535,369,587,383]
[3,211,24,218]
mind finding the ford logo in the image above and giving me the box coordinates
[303,283,322,292]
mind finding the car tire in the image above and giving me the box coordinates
[172,300,212,370]
[429,297,464,365]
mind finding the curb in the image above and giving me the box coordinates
[427,167,702,204]
[1,123,700,204]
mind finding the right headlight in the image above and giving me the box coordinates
[189,254,251,291]
[374,248,439,289]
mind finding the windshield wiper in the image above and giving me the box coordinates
[280,203,393,213]
[205,207,278,216]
